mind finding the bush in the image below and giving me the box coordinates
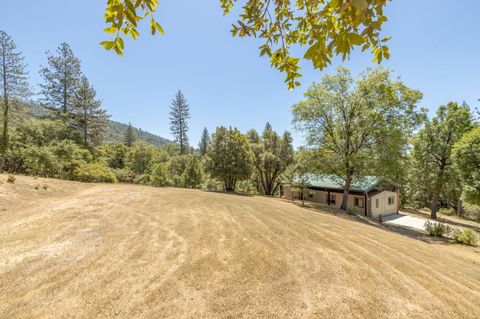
[453,228,479,246]
[346,208,357,216]
[439,208,456,216]
[114,168,136,183]
[149,163,170,187]
[74,162,117,183]
[7,174,16,183]
[424,221,451,237]
[133,174,150,185]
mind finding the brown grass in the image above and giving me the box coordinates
[1,174,480,318]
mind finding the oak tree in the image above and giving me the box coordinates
[102,0,391,89]
[292,67,423,210]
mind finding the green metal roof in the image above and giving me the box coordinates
[296,174,385,193]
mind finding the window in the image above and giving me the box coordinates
[354,197,364,208]
[375,198,379,209]
[330,194,336,205]
[388,196,395,205]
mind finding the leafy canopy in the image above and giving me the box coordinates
[453,127,480,205]
[291,67,423,209]
[102,0,390,89]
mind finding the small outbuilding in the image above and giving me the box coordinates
[281,175,399,218]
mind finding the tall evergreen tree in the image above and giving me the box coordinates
[39,43,82,120]
[198,127,210,156]
[72,76,110,146]
[124,122,136,147]
[0,31,29,153]
[169,90,190,154]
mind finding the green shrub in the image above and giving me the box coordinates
[114,168,136,183]
[424,221,451,237]
[74,162,117,183]
[346,208,357,216]
[133,174,150,185]
[236,180,259,195]
[43,184,48,190]
[34,184,40,190]
[149,163,170,187]
[453,228,479,246]
[439,208,456,216]
[7,174,16,183]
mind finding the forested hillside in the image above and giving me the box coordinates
[105,120,170,147]
[27,101,170,147]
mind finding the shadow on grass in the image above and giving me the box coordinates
[201,189,254,197]
[285,199,456,246]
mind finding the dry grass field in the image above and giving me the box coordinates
[1,174,480,318]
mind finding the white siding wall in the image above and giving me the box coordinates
[282,186,397,218]
[370,191,398,218]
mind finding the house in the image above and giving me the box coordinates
[281,175,399,218]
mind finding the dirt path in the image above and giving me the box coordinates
[1,175,480,318]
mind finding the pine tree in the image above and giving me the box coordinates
[39,43,82,121]
[0,31,29,153]
[72,76,110,146]
[169,90,190,154]
[198,127,210,156]
[124,122,136,147]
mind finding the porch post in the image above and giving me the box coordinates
[364,193,368,217]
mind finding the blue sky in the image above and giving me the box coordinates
[2,0,479,147]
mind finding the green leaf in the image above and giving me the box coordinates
[154,22,165,35]
[104,27,118,34]
[351,0,368,10]
[100,40,115,50]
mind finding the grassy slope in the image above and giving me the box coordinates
[0,175,479,319]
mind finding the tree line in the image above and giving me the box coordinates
[292,67,480,219]
[2,29,479,220]
[0,31,295,196]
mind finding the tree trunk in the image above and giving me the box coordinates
[340,173,352,211]
[301,187,305,206]
[2,97,8,153]
[1,49,8,153]
[457,198,464,217]
[83,111,88,146]
[431,190,440,220]
[83,125,88,146]
[431,167,445,220]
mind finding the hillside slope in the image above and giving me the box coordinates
[26,101,171,147]
[1,175,479,318]
[105,120,171,147]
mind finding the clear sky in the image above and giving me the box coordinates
[2,0,479,147]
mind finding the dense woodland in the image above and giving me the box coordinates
[1,30,479,220]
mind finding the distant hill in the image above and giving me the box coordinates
[25,101,171,147]
[105,120,171,147]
